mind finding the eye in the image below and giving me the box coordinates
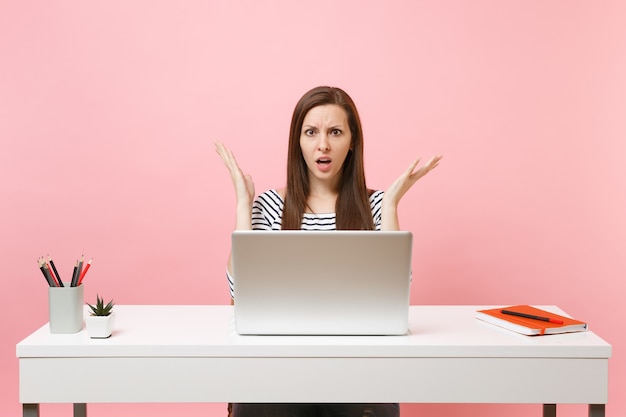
[303,128,316,136]
[330,129,342,136]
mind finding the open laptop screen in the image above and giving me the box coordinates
[231,230,413,335]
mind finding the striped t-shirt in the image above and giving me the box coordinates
[227,189,385,297]
[251,189,384,231]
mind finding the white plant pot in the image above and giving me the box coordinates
[86,312,115,338]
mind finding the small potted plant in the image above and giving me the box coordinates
[85,295,115,338]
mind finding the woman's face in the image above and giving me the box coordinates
[299,104,353,190]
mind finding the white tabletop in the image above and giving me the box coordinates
[16,305,611,359]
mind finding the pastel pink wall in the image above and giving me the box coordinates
[1,1,624,416]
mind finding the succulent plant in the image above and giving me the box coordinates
[87,295,114,316]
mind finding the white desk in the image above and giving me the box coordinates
[16,305,611,417]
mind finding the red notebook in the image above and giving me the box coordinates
[475,305,588,336]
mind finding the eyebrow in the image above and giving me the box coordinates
[302,124,345,130]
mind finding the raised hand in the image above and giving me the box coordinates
[385,155,442,206]
[215,141,255,229]
[381,155,442,230]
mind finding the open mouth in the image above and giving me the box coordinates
[316,158,331,165]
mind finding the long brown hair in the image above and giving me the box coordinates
[282,86,374,230]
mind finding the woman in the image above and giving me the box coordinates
[216,86,441,417]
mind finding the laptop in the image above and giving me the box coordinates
[231,230,413,335]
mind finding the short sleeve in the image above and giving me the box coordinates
[251,190,284,230]
[370,190,384,231]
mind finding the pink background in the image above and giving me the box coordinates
[1,1,624,416]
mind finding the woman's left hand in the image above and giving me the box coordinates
[380,155,442,231]
[384,155,443,207]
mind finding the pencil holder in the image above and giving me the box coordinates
[48,284,84,334]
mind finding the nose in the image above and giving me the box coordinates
[318,134,330,151]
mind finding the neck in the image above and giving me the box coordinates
[306,182,338,214]
[308,174,340,196]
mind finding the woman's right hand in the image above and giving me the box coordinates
[215,141,255,229]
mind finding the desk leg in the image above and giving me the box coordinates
[543,404,556,417]
[589,404,605,417]
[74,403,87,417]
[23,404,39,417]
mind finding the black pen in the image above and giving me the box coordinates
[501,309,564,324]
[70,260,79,287]
[37,258,54,287]
[48,256,64,287]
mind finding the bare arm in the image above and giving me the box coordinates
[215,142,256,284]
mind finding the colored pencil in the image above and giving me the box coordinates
[77,258,92,286]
